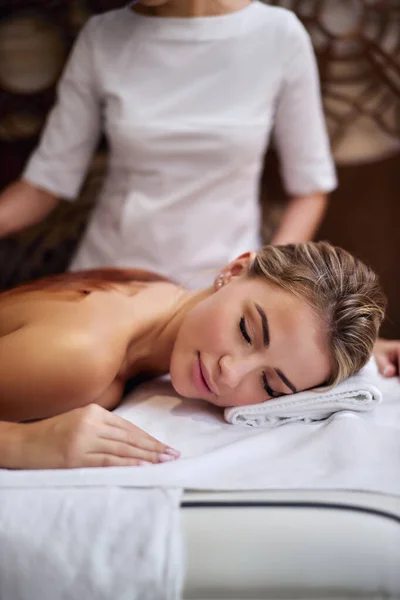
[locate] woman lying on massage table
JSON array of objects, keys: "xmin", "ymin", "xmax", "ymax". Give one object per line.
[{"xmin": 0, "ymin": 242, "xmax": 385, "ymax": 470}]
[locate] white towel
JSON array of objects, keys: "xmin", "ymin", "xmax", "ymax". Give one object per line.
[
  {"xmin": 0, "ymin": 487, "xmax": 183, "ymax": 600},
  {"xmin": 224, "ymin": 362, "xmax": 382, "ymax": 428}
]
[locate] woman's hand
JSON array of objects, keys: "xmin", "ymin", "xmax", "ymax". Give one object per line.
[
  {"xmin": 374, "ymin": 338, "xmax": 400, "ymax": 378},
  {"xmin": 17, "ymin": 404, "xmax": 180, "ymax": 469}
]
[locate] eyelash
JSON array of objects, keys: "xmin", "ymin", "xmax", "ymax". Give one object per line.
[
  {"xmin": 239, "ymin": 316, "xmax": 251, "ymax": 344},
  {"xmin": 262, "ymin": 372, "xmax": 280, "ymax": 398},
  {"xmin": 240, "ymin": 317, "xmax": 280, "ymax": 398}
]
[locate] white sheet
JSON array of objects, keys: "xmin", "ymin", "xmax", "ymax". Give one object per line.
[
  {"xmin": 0, "ymin": 487, "xmax": 183, "ymax": 600},
  {"xmin": 1, "ymin": 361, "xmax": 399, "ymax": 495}
]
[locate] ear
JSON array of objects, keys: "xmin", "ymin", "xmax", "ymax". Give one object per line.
[{"xmin": 222, "ymin": 251, "xmax": 257, "ymax": 283}]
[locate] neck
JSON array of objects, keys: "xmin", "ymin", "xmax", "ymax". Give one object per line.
[
  {"xmin": 133, "ymin": 0, "xmax": 251, "ymax": 18},
  {"xmin": 125, "ymin": 284, "xmax": 213, "ymax": 377}
]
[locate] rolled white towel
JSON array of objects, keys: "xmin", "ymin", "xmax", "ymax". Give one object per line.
[{"xmin": 224, "ymin": 362, "xmax": 382, "ymax": 428}]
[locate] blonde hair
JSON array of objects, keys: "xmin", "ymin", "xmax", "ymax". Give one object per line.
[{"xmin": 248, "ymin": 241, "xmax": 386, "ymax": 386}]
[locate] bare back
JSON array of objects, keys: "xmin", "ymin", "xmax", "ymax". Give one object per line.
[{"xmin": 0, "ymin": 268, "xmax": 178, "ymax": 422}]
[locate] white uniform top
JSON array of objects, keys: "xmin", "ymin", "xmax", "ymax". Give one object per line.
[{"xmin": 23, "ymin": 1, "xmax": 337, "ymax": 286}]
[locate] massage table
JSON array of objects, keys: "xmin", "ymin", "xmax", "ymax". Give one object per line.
[
  {"xmin": 182, "ymin": 489, "xmax": 400, "ymax": 599},
  {"xmin": 1, "ymin": 362, "xmax": 399, "ymax": 599},
  {"xmin": 1, "ymin": 487, "xmax": 398, "ymax": 599}
]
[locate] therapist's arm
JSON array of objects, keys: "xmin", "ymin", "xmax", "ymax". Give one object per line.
[
  {"xmin": 271, "ymin": 15, "xmax": 336, "ymax": 243},
  {"xmin": 271, "ymin": 190, "xmax": 328, "ymax": 245},
  {"xmin": 0, "ymin": 19, "xmax": 102, "ymax": 241},
  {"xmin": 0, "ymin": 180, "xmax": 59, "ymax": 238},
  {"xmin": 1, "ymin": 17, "xmax": 102, "ymax": 240}
]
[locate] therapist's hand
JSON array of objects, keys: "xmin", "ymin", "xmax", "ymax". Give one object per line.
[
  {"xmin": 0, "ymin": 180, "xmax": 59, "ymax": 239},
  {"xmin": 16, "ymin": 404, "xmax": 180, "ymax": 469},
  {"xmin": 373, "ymin": 338, "xmax": 400, "ymax": 378}
]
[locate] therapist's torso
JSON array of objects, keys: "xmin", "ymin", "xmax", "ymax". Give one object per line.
[{"xmin": 24, "ymin": 2, "xmax": 336, "ymax": 287}]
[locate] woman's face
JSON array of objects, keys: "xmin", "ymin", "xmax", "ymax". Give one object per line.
[{"xmin": 170, "ymin": 264, "xmax": 332, "ymax": 408}]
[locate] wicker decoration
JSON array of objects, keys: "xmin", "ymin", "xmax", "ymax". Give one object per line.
[
  {"xmin": 268, "ymin": 0, "xmax": 400, "ymax": 161},
  {"xmin": 83, "ymin": 0, "xmax": 127, "ymax": 13},
  {"xmin": 0, "ymin": 152, "xmax": 107, "ymax": 290},
  {"xmin": 0, "ymin": 1, "xmax": 98, "ymax": 291},
  {"xmin": 0, "ymin": 12, "xmax": 67, "ymax": 95},
  {"xmin": 0, "ymin": 109, "xmax": 44, "ymax": 141},
  {"xmin": 0, "ymin": 4, "xmax": 72, "ymax": 151}
]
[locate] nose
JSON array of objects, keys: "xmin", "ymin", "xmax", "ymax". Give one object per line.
[{"xmin": 218, "ymin": 354, "xmax": 257, "ymax": 390}]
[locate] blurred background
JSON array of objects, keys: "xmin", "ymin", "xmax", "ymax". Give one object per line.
[{"xmin": 0, "ymin": 0, "xmax": 399, "ymax": 336}]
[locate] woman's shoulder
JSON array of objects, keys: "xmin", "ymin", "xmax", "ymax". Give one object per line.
[{"xmin": 0, "ymin": 272, "xmax": 181, "ymax": 348}]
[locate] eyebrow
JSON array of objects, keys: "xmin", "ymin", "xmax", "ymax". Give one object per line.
[
  {"xmin": 254, "ymin": 303, "xmax": 297, "ymax": 394},
  {"xmin": 275, "ymin": 368, "xmax": 297, "ymax": 394},
  {"xmin": 254, "ymin": 303, "xmax": 270, "ymax": 347}
]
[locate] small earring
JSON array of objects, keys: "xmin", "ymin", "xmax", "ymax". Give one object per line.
[{"xmin": 216, "ymin": 273, "xmax": 224, "ymax": 288}]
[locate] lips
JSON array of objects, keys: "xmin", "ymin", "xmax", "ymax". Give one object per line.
[
  {"xmin": 191, "ymin": 353, "xmax": 209, "ymax": 396},
  {"xmin": 198, "ymin": 354, "xmax": 216, "ymax": 395}
]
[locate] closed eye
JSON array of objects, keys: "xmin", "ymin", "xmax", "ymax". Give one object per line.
[
  {"xmin": 240, "ymin": 316, "xmax": 251, "ymax": 345},
  {"xmin": 262, "ymin": 371, "xmax": 282, "ymax": 399}
]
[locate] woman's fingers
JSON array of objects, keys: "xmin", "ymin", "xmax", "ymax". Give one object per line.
[
  {"xmin": 92, "ymin": 438, "xmax": 178, "ymax": 464},
  {"xmin": 16, "ymin": 404, "xmax": 180, "ymax": 470},
  {"xmin": 85, "ymin": 454, "xmax": 151, "ymax": 468},
  {"xmin": 67, "ymin": 404, "xmax": 180, "ymax": 468},
  {"xmin": 375, "ymin": 353, "xmax": 397, "ymax": 377},
  {"xmin": 374, "ymin": 351, "xmax": 390, "ymax": 376},
  {"xmin": 102, "ymin": 411, "xmax": 180, "ymax": 456},
  {"xmin": 374, "ymin": 340, "xmax": 400, "ymax": 377}
]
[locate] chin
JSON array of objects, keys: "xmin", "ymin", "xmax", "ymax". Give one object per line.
[
  {"xmin": 214, "ymin": 397, "xmax": 256, "ymax": 409},
  {"xmin": 169, "ymin": 369, "xmax": 189, "ymax": 399},
  {"xmin": 201, "ymin": 395, "xmax": 227, "ymax": 408}
]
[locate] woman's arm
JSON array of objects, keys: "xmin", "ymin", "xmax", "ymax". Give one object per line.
[
  {"xmin": 0, "ymin": 421, "xmax": 24, "ymax": 469},
  {"xmin": 8, "ymin": 18, "xmax": 102, "ymax": 233},
  {"xmin": 0, "ymin": 321, "xmax": 181, "ymax": 469},
  {"xmin": 0, "ymin": 324, "xmax": 121, "ymax": 422},
  {"xmin": 0, "ymin": 405, "xmax": 180, "ymax": 469},
  {"xmin": 271, "ymin": 191, "xmax": 328, "ymax": 245}
]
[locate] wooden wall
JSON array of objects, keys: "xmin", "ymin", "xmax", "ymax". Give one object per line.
[{"xmin": 318, "ymin": 154, "xmax": 400, "ymax": 339}]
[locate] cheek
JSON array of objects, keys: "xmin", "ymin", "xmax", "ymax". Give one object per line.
[
  {"xmin": 228, "ymin": 388, "xmax": 266, "ymax": 407},
  {"xmin": 213, "ymin": 377, "xmax": 267, "ymax": 408},
  {"xmin": 205, "ymin": 319, "xmax": 228, "ymax": 351},
  {"xmin": 187, "ymin": 303, "xmax": 229, "ymax": 351},
  {"xmin": 169, "ymin": 329, "xmax": 195, "ymax": 398}
]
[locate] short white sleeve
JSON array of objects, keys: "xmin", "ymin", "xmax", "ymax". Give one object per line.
[
  {"xmin": 273, "ymin": 14, "xmax": 337, "ymax": 197},
  {"xmin": 22, "ymin": 19, "xmax": 102, "ymax": 200}
]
